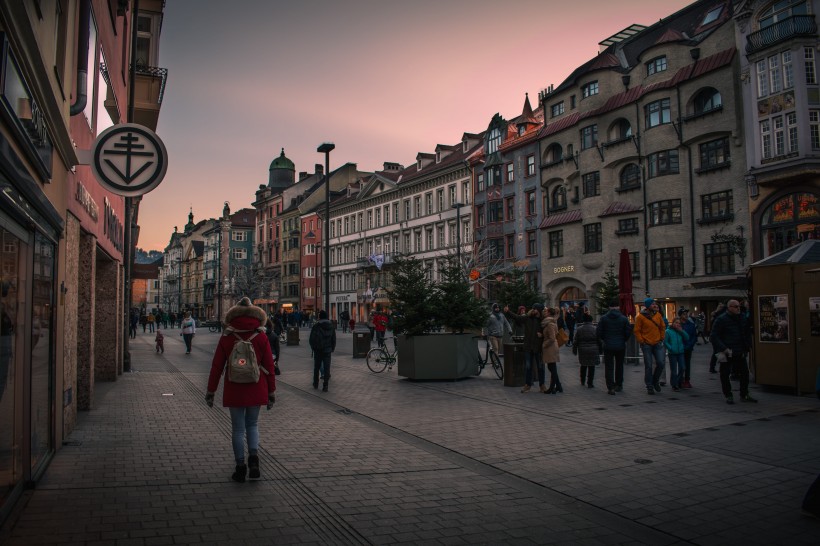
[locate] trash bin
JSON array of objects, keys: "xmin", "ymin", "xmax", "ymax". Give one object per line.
[
  {"xmin": 352, "ymin": 323, "xmax": 371, "ymax": 358},
  {"xmin": 503, "ymin": 342, "xmax": 526, "ymax": 387},
  {"xmin": 286, "ymin": 326, "xmax": 300, "ymax": 346}
]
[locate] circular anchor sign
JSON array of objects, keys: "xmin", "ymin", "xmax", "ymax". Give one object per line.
[{"xmin": 91, "ymin": 123, "xmax": 168, "ymax": 197}]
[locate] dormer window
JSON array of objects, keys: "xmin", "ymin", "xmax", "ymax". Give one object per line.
[
  {"xmin": 646, "ymin": 56, "xmax": 667, "ymax": 76},
  {"xmin": 518, "ymin": 125, "xmax": 525, "ymax": 136},
  {"xmin": 463, "ymin": 140, "xmax": 468, "ymax": 152},
  {"xmin": 581, "ymin": 81, "xmax": 598, "ymax": 99},
  {"xmin": 701, "ymin": 5, "xmax": 723, "ymax": 26},
  {"xmin": 488, "ymin": 128, "xmax": 501, "ymax": 153},
  {"xmin": 436, "ymin": 151, "xmax": 441, "ymax": 163},
  {"xmin": 417, "ymin": 159, "xmax": 422, "ymax": 170}
]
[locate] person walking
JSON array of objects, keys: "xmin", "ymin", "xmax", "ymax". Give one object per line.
[
  {"xmin": 565, "ymin": 306, "xmax": 576, "ymax": 348},
  {"xmin": 486, "ymin": 303, "xmax": 512, "ymax": 358},
  {"xmin": 181, "ymin": 311, "xmax": 196, "ymax": 354},
  {"xmin": 596, "ymin": 299, "xmax": 633, "ymax": 395},
  {"xmin": 573, "ymin": 313, "xmax": 600, "ymax": 388},
  {"xmin": 542, "ymin": 307, "xmax": 563, "ymax": 394},
  {"xmin": 710, "ymin": 299, "xmax": 757, "ymax": 404},
  {"xmin": 708, "ymin": 303, "xmax": 727, "ymax": 373},
  {"xmin": 679, "ymin": 308, "xmax": 697, "ymax": 388},
  {"xmin": 340, "ymin": 309, "xmax": 350, "ymax": 333},
  {"xmin": 664, "ymin": 316, "xmax": 689, "ymax": 391},
  {"xmin": 309, "ymin": 310, "xmax": 336, "ymax": 392},
  {"xmin": 634, "ymin": 298, "xmax": 666, "ymax": 395},
  {"xmin": 205, "ymin": 297, "xmax": 276, "ymax": 482},
  {"xmin": 129, "ymin": 311, "xmax": 138, "ymax": 339},
  {"xmin": 373, "ymin": 307, "xmax": 389, "ymax": 348},
  {"xmin": 264, "ymin": 318, "xmax": 282, "ymax": 376},
  {"xmin": 505, "ymin": 303, "xmax": 546, "ymax": 393},
  {"xmin": 147, "ymin": 312, "xmax": 155, "ymax": 333}
]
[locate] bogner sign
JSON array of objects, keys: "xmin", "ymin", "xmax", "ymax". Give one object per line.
[{"xmin": 90, "ymin": 124, "xmax": 168, "ymax": 197}]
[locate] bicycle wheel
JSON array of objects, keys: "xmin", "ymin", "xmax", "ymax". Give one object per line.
[
  {"xmin": 490, "ymin": 351, "xmax": 503, "ymax": 380},
  {"xmin": 475, "ymin": 357, "xmax": 483, "ymax": 376},
  {"xmin": 366, "ymin": 347, "xmax": 389, "ymax": 373}
]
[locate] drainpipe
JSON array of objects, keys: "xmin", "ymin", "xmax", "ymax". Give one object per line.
[
  {"xmin": 637, "ymin": 102, "xmax": 649, "ymax": 296},
  {"xmin": 69, "ymin": 0, "xmax": 90, "ymax": 116},
  {"xmin": 677, "ymin": 85, "xmax": 696, "ymax": 276}
]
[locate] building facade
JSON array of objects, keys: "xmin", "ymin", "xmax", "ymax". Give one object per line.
[
  {"xmin": 733, "ymin": 0, "xmax": 819, "ymax": 261},
  {"xmin": 537, "ymin": 0, "xmax": 749, "ymax": 320},
  {"xmin": 0, "ymin": 0, "xmax": 167, "ymax": 523}
]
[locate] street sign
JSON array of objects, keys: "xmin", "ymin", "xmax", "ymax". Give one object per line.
[{"xmin": 90, "ymin": 123, "xmax": 168, "ymax": 197}]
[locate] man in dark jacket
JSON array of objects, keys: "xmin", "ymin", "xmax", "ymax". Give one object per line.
[
  {"xmin": 309, "ymin": 310, "xmax": 337, "ymax": 392},
  {"xmin": 596, "ymin": 299, "xmax": 633, "ymax": 395},
  {"xmin": 505, "ymin": 303, "xmax": 546, "ymax": 393},
  {"xmin": 710, "ymin": 299, "xmax": 756, "ymax": 404}
]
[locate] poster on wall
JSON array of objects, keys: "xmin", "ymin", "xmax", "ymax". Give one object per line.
[
  {"xmin": 758, "ymin": 295, "xmax": 790, "ymax": 343},
  {"xmin": 810, "ymin": 297, "xmax": 820, "ymax": 337}
]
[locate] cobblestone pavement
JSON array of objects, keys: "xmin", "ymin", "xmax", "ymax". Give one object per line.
[{"xmin": 2, "ymin": 329, "xmax": 818, "ymax": 545}]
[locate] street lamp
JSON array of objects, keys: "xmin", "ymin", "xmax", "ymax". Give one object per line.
[
  {"xmin": 317, "ymin": 142, "xmax": 334, "ymax": 316},
  {"xmin": 177, "ymin": 258, "xmax": 183, "ymax": 314},
  {"xmin": 452, "ymin": 202, "xmax": 465, "ymax": 270}
]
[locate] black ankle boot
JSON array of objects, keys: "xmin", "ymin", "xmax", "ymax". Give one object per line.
[
  {"xmin": 556, "ymin": 383, "xmax": 563, "ymax": 393},
  {"xmin": 232, "ymin": 464, "xmax": 247, "ymax": 483},
  {"xmin": 248, "ymin": 456, "xmax": 260, "ymax": 479}
]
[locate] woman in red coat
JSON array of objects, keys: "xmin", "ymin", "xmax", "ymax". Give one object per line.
[{"xmin": 205, "ymin": 297, "xmax": 276, "ymax": 482}]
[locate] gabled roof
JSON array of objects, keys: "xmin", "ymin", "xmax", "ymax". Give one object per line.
[{"xmin": 230, "ymin": 208, "xmax": 255, "ymax": 228}]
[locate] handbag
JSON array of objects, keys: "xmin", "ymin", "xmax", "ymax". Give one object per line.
[{"xmin": 556, "ymin": 328, "xmax": 569, "ymax": 348}]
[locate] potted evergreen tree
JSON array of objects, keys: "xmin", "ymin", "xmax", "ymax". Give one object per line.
[{"xmin": 389, "ymin": 255, "xmax": 486, "ymax": 379}]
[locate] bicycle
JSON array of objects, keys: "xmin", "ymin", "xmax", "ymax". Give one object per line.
[
  {"xmin": 366, "ymin": 336, "xmax": 398, "ymax": 373},
  {"xmin": 476, "ymin": 335, "xmax": 504, "ymax": 379}
]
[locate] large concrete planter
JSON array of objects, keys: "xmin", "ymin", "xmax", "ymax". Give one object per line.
[{"xmin": 396, "ymin": 333, "xmax": 478, "ymax": 380}]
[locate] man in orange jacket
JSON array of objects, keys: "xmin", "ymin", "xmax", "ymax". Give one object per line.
[{"xmin": 634, "ymin": 298, "xmax": 666, "ymax": 395}]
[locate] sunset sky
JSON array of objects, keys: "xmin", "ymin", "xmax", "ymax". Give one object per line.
[{"xmin": 139, "ymin": 0, "xmax": 694, "ymax": 251}]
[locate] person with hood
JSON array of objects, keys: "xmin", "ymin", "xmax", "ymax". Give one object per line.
[
  {"xmin": 486, "ymin": 303, "xmax": 512, "ymax": 358},
  {"xmin": 596, "ymin": 299, "xmax": 633, "ymax": 395},
  {"xmin": 573, "ymin": 313, "xmax": 600, "ymax": 388},
  {"xmin": 542, "ymin": 307, "xmax": 563, "ymax": 393},
  {"xmin": 205, "ymin": 297, "xmax": 276, "ymax": 483},
  {"xmin": 634, "ymin": 298, "xmax": 666, "ymax": 395},
  {"xmin": 309, "ymin": 310, "xmax": 337, "ymax": 392},
  {"xmin": 505, "ymin": 303, "xmax": 546, "ymax": 393}
]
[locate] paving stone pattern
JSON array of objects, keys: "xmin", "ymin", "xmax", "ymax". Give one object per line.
[{"xmin": 2, "ymin": 331, "xmax": 818, "ymax": 545}]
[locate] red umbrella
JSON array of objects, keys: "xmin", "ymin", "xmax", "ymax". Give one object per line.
[{"xmin": 618, "ymin": 248, "xmax": 636, "ymax": 318}]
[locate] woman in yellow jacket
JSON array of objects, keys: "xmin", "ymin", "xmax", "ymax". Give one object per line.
[{"xmin": 542, "ymin": 307, "xmax": 563, "ymax": 394}]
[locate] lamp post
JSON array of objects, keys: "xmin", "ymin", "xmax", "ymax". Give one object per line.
[
  {"xmin": 452, "ymin": 202, "xmax": 465, "ymax": 270},
  {"xmin": 177, "ymin": 258, "xmax": 183, "ymax": 314},
  {"xmin": 317, "ymin": 142, "xmax": 335, "ymax": 316}
]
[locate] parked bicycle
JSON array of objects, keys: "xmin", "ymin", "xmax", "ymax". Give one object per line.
[
  {"xmin": 475, "ymin": 335, "xmax": 503, "ymax": 379},
  {"xmin": 366, "ymin": 336, "xmax": 398, "ymax": 373}
]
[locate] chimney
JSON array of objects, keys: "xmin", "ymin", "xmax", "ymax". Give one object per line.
[
  {"xmin": 315, "ymin": 164, "xmax": 324, "ymax": 175},
  {"xmin": 299, "ymin": 171, "xmax": 308, "ymax": 180}
]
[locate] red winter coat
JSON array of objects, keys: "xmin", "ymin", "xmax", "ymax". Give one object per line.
[{"xmin": 207, "ymin": 315, "xmax": 276, "ymax": 407}]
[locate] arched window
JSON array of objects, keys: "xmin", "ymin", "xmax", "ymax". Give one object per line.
[
  {"xmin": 760, "ymin": 191, "xmax": 819, "ymax": 257},
  {"xmin": 551, "ymin": 185, "xmax": 567, "ymax": 210},
  {"xmin": 609, "ymin": 118, "xmax": 632, "ymax": 142},
  {"xmin": 693, "ymin": 87, "xmax": 722, "ymax": 115},
  {"xmin": 619, "ymin": 164, "xmax": 641, "ymax": 189},
  {"xmin": 759, "ymin": 0, "xmax": 807, "ymax": 28},
  {"xmin": 544, "ymin": 143, "xmax": 563, "ymax": 164}
]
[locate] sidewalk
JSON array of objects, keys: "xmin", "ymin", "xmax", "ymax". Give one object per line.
[{"xmin": 2, "ymin": 329, "xmax": 819, "ymax": 545}]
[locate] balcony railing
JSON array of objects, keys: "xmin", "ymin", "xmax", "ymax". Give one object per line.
[{"xmin": 746, "ymin": 15, "xmax": 816, "ymax": 54}]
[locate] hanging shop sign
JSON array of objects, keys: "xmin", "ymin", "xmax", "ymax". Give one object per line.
[{"xmin": 90, "ymin": 123, "xmax": 168, "ymax": 196}]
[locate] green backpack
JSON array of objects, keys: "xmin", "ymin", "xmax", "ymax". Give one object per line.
[{"xmin": 226, "ymin": 330, "xmax": 268, "ymax": 383}]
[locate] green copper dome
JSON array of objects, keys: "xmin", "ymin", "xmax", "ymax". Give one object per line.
[{"xmin": 269, "ymin": 148, "xmax": 295, "ymax": 172}]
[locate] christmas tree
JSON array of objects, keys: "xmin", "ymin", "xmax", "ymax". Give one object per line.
[{"xmin": 594, "ymin": 262, "xmax": 619, "ymax": 317}]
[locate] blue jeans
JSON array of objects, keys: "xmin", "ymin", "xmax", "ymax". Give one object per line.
[
  {"xmin": 229, "ymin": 406, "xmax": 260, "ymax": 464},
  {"xmin": 641, "ymin": 343, "xmax": 665, "ymax": 388},
  {"xmin": 668, "ymin": 352, "xmax": 684, "ymax": 389},
  {"xmin": 525, "ymin": 350, "xmax": 545, "ymax": 386}
]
